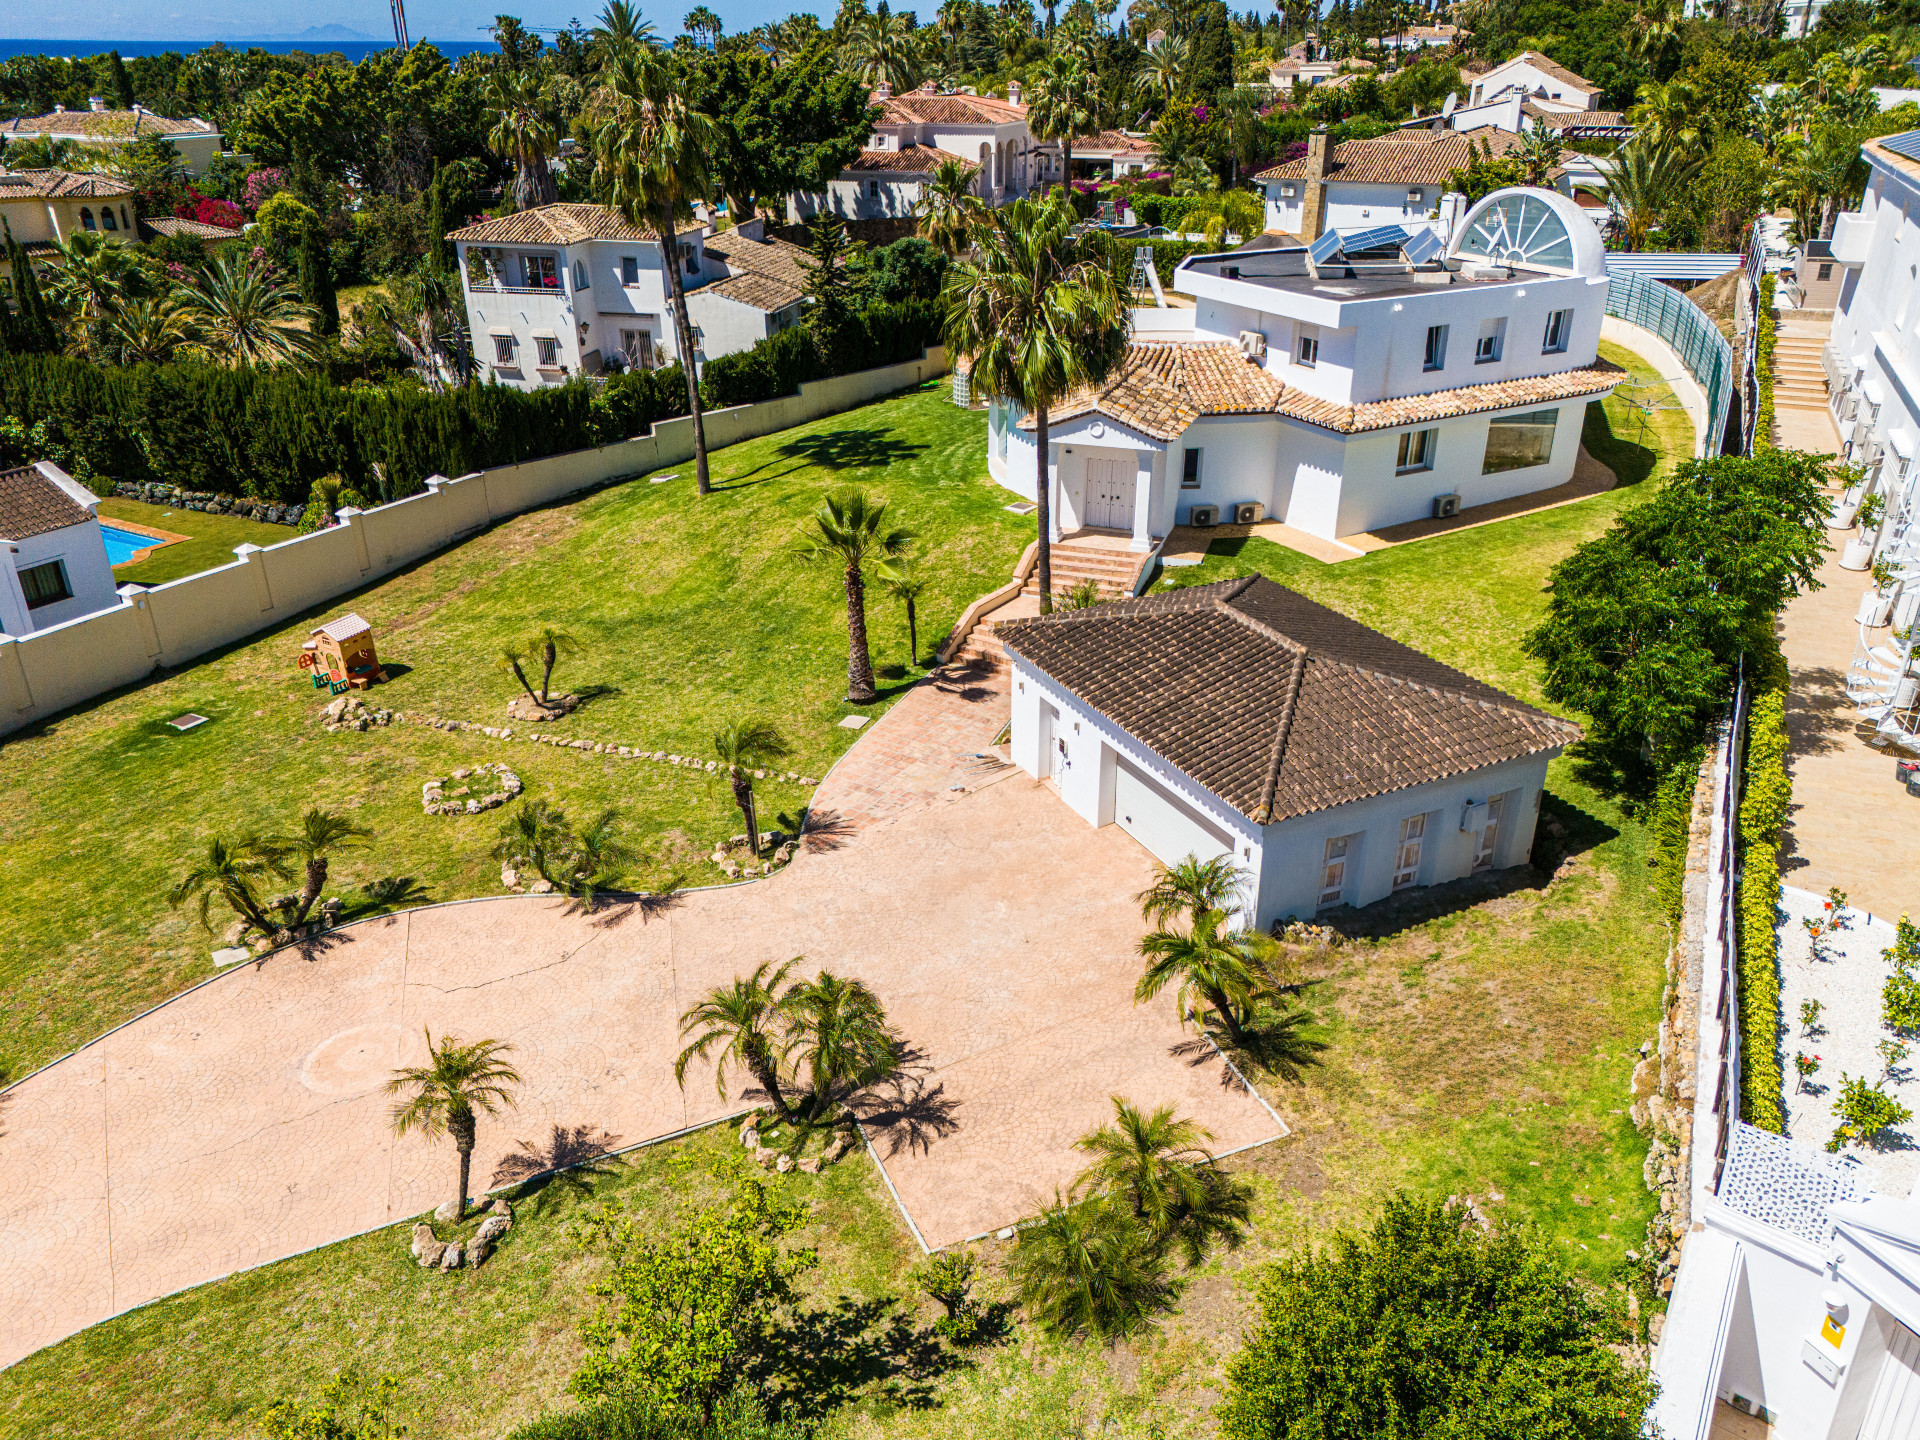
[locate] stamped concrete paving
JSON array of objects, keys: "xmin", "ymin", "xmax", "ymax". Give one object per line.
[{"xmin": 0, "ymin": 720, "xmax": 1281, "ymax": 1366}]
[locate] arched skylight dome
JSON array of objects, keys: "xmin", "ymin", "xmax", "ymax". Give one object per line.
[{"xmin": 1448, "ymin": 187, "xmax": 1605, "ymax": 278}]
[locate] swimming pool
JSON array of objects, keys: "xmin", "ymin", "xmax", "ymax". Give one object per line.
[{"xmin": 101, "ymin": 523, "xmax": 171, "ymax": 566}]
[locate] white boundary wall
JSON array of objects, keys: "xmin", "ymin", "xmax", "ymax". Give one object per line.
[{"xmin": 0, "ymin": 347, "xmax": 948, "ymax": 737}]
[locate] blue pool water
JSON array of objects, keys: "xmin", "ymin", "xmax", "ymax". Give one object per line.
[{"xmin": 101, "ymin": 524, "xmax": 170, "ymax": 566}]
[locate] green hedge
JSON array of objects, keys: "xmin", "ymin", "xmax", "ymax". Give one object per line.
[
  {"xmin": 1651, "ymin": 741, "xmax": 1707, "ymax": 927},
  {"xmin": 1755, "ymin": 273, "xmax": 1777, "ymax": 454},
  {"xmin": 698, "ymin": 298, "xmax": 941, "ymax": 410},
  {"xmin": 1737, "ymin": 652, "xmax": 1792, "ymax": 1133}
]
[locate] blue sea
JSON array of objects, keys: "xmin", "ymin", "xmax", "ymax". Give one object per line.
[{"xmin": 0, "ymin": 38, "xmax": 500, "ymax": 61}]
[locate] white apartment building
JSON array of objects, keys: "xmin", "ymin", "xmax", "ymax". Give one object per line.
[
  {"xmin": 0, "ymin": 462, "xmax": 118, "ymax": 635},
  {"xmin": 982, "ymin": 187, "xmax": 1619, "ymax": 545},
  {"xmin": 448, "ymin": 207, "xmax": 808, "ymax": 389}
]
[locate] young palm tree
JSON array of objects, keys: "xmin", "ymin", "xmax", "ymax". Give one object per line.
[
  {"xmin": 782, "ymin": 969, "xmax": 902, "ymax": 1122},
  {"xmin": 1514, "ymin": 124, "xmax": 1562, "ymax": 188},
  {"xmin": 591, "ymin": 0, "xmax": 660, "ymax": 58},
  {"xmin": 267, "ymin": 808, "xmax": 373, "ymax": 929},
  {"xmin": 1026, "ymin": 53, "xmax": 1098, "ymax": 200},
  {"xmin": 565, "ymin": 807, "xmax": 637, "ymax": 906},
  {"xmin": 108, "ymin": 296, "xmax": 199, "ymax": 365},
  {"xmin": 1595, "ymin": 138, "xmax": 1702, "ymax": 253},
  {"xmin": 792, "ymin": 487, "xmax": 916, "ymax": 703},
  {"xmin": 497, "ymin": 643, "xmax": 543, "ymax": 705},
  {"xmin": 592, "ymin": 44, "xmax": 722, "ymax": 494},
  {"xmin": 1135, "ymin": 905, "xmax": 1265, "ymax": 1045},
  {"xmin": 943, "ymin": 198, "xmax": 1127, "ymax": 612},
  {"xmin": 1011, "ymin": 1190, "xmax": 1176, "ymax": 1340},
  {"xmin": 528, "ymin": 626, "xmax": 578, "ymax": 703},
  {"xmin": 1133, "ymin": 32, "xmax": 1188, "ymax": 107},
  {"xmin": 875, "ymin": 556, "xmax": 929, "ymax": 666},
  {"xmin": 177, "ymin": 253, "xmax": 321, "ymax": 366},
  {"xmin": 914, "ymin": 156, "xmax": 985, "ymax": 256},
  {"xmin": 675, "ymin": 957, "xmax": 800, "ymax": 1118},
  {"xmin": 1074, "ymin": 1096, "xmax": 1252, "ymax": 1266},
  {"xmin": 386, "ymin": 1029, "xmax": 523, "ymax": 1218},
  {"xmin": 1136, "ymin": 852, "xmax": 1248, "ymax": 928},
  {"xmin": 487, "ymin": 69, "xmax": 561, "ymax": 212},
  {"xmin": 169, "ymin": 834, "xmax": 292, "ymax": 936},
  {"xmin": 713, "ymin": 718, "xmax": 792, "ymax": 858},
  {"xmin": 492, "ymin": 800, "xmax": 572, "ymax": 887}
]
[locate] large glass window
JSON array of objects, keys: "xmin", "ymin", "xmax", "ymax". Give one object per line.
[
  {"xmin": 524, "ymin": 254, "xmax": 559, "ymax": 289},
  {"xmin": 1454, "ymin": 192, "xmax": 1576, "ymax": 272},
  {"xmin": 1482, "ymin": 408, "xmax": 1560, "ymax": 473}
]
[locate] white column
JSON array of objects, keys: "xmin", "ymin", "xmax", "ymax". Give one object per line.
[
  {"xmin": 1130, "ymin": 453, "xmax": 1156, "ymax": 552},
  {"xmin": 1047, "ymin": 444, "xmax": 1063, "ymax": 543}
]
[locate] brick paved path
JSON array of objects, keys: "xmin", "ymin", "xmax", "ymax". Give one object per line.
[{"xmin": 0, "ymin": 675, "xmax": 1282, "ymax": 1366}]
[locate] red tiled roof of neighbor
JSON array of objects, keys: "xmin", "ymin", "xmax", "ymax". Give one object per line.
[
  {"xmin": 0, "ymin": 167, "xmax": 135, "ymax": 199},
  {"xmin": 1496, "ymin": 50, "xmax": 1601, "ymax": 93},
  {"xmin": 1524, "ymin": 104, "xmax": 1630, "ymax": 129},
  {"xmin": 705, "ymin": 271, "xmax": 806, "ymax": 312},
  {"xmin": 873, "ymin": 89, "xmax": 1025, "ymax": 126},
  {"xmin": 139, "ymin": 216, "xmax": 236, "ymax": 241},
  {"xmin": 704, "ymin": 228, "xmax": 811, "ymax": 284},
  {"xmin": 446, "ymin": 204, "xmax": 659, "ymax": 245},
  {"xmin": 997, "ymin": 575, "xmax": 1579, "ymax": 823},
  {"xmin": 1254, "ymin": 126, "xmax": 1537, "ymax": 186},
  {"xmin": 1067, "ymin": 129, "xmax": 1155, "ymax": 155},
  {"xmin": 0, "ymin": 466, "xmax": 93, "ymax": 541},
  {"xmin": 2, "ymin": 107, "xmax": 215, "ymax": 138},
  {"xmin": 844, "ymin": 145, "xmax": 976, "ymax": 174}
]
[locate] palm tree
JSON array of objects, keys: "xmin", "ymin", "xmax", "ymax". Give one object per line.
[
  {"xmin": 1011, "ymin": 1191, "xmax": 1176, "ymax": 1340},
  {"xmin": 386, "ymin": 1029, "xmax": 523, "ymax": 1219},
  {"xmin": 675, "ymin": 958, "xmax": 800, "ymax": 1118},
  {"xmin": 1627, "ymin": 77, "xmax": 1702, "ymax": 151},
  {"xmin": 915, "ymin": 155, "xmax": 985, "ymax": 256},
  {"xmin": 1595, "ymin": 138, "xmax": 1702, "ymax": 252},
  {"xmin": 1134, "ymin": 32, "xmax": 1188, "ymax": 106},
  {"xmin": 792, "ymin": 487, "xmax": 916, "ymax": 704},
  {"xmin": 107, "ymin": 295, "xmax": 198, "ymax": 365},
  {"xmin": 713, "ymin": 718, "xmax": 792, "ymax": 858},
  {"xmin": 492, "ymin": 800, "xmax": 572, "ymax": 887},
  {"xmin": 1074, "ymin": 1096, "xmax": 1252, "ymax": 1266},
  {"xmin": 1135, "ymin": 904, "xmax": 1267, "ymax": 1045},
  {"xmin": 875, "ymin": 556, "xmax": 930, "ymax": 666},
  {"xmin": 683, "ymin": 5, "xmax": 724, "ymax": 43},
  {"xmin": 528, "ymin": 626, "xmax": 578, "ymax": 703},
  {"xmin": 41, "ymin": 230, "xmax": 136, "ymax": 357},
  {"xmin": 497, "ymin": 643, "xmax": 543, "ymax": 705},
  {"xmin": 593, "ymin": 44, "xmax": 721, "ymax": 495},
  {"xmin": 564, "ymin": 807, "xmax": 637, "ymax": 906},
  {"xmin": 591, "ymin": 0, "xmax": 660, "ymax": 58},
  {"xmin": 1515, "ymin": 124, "xmax": 1562, "ymax": 188},
  {"xmin": 1136, "ymin": 852, "xmax": 1247, "ymax": 928},
  {"xmin": 943, "ymin": 197, "xmax": 1127, "ymax": 612},
  {"xmin": 841, "ymin": 9, "xmax": 921, "ymax": 91},
  {"xmin": 487, "ymin": 69, "xmax": 561, "ymax": 212},
  {"xmin": 169, "ymin": 834, "xmax": 292, "ymax": 936},
  {"xmin": 177, "ymin": 253, "xmax": 320, "ymax": 366},
  {"xmin": 782, "ymin": 969, "xmax": 902, "ymax": 1122},
  {"xmin": 366, "ymin": 262, "xmax": 471, "ymax": 390},
  {"xmin": 266, "ymin": 808, "xmax": 373, "ymax": 929},
  {"xmin": 1026, "ymin": 53, "xmax": 1098, "ymax": 200}
]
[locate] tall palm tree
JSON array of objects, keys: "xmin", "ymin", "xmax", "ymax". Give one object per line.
[
  {"xmin": 683, "ymin": 5, "xmax": 724, "ymax": 44},
  {"xmin": 1135, "ymin": 904, "xmax": 1267, "ymax": 1045},
  {"xmin": 177, "ymin": 253, "xmax": 320, "ymax": 366},
  {"xmin": 915, "ymin": 155, "xmax": 986, "ymax": 256},
  {"xmin": 1514, "ymin": 124, "xmax": 1562, "ymax": 188},
  {"xmin": 368, "ymin": 262, "xmax": 471, "ymax": 390},
  {"xmin": 591, "ymin": 0, "xmax": 660, "ymax": 58},
  {"xmin": 593, "ymin": 44, "xmax": 721, "ymax": 495},
  {"xmin": 1026, "ymin": 53, "xmax": 1099, "ymax": 200},
  {"xmin": 1627, "ymin": 77, "xmax": 1702, "ymax": 151},
  {"xmin": 1074, "ymin": 1096, "xmax": 1252, "ymax": 1266},
  {"xmin": 267, "ymin": 808, "xmax": 373, "ymax": 930},
  {"xmin": 713, "ymin": 718, "xmax": 792, "ymax": 857},
  {"xmin": 1595, "ymin": 138, "xmax": 1702, "ymax": 252},
  {"xmin": 528, "ymin": 626, "xmax": 578, "ymax": 703},
  {"xmin": 876, "ymin": 556, "xmax": 929, "ymax": 666},
  {"xmin": 675, "ymin": 958, "xmax": 800, "ymax": 1118},
  {"xmin": 841, "ymin": 9, "xmax": 921, "ymax": 91},
  {"xmin": 943, "ymin": 197, "xmax": 1127, "ymax": 612},
  {"xmin": 1011, "ymin": 1190, "xmax": 1175, "ymax": 1339},
  {"xmin": 169, "ymin": 834, "xmax": 292, "ymax": 935},
  {"xmin": 783, "ymin": 969, "xmax": 901, "ymax": 1122},
  {"xmin": 107, "ymin": 295, "xmax": 198, "ymax": 365},
  {"xmin": 41, "ymin": 230, "xmax": 137, "ymax": 357},
  {"xmin": 386, "ymin": 1030, "xmax": 523, "ymax": 1218},
  {"xmin": 1134, "ymin": 32, "xmax": 1188, "ymax": 107},
  {"xmin": 792, "ymin": 487, "xmax": 916, "ymax": 703},
  {"xmin": 487, "ymin": 69, "xmax": 561, "ymax": 212}
]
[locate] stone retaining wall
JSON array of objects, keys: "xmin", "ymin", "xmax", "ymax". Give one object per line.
[{"xmin": 111, "ymin": 482, "xmax": 304, "ymax": 527}]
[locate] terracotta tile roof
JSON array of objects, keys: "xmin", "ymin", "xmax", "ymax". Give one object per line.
[
  {"xmin": 998, "ymin": 575, "xmax": 1579, "ymax": 823},
  {"xmin": 1499, "ymin": 51, "xmax": 1600, "ymax": 94},
  {"xmin": 0, "ymin": 465, "xmax": 94, "ymax": 541},
  {"xmin": 0, "ymin": 167, "xmax": 135, "ymax": 199},
  {"xmin": 138, "ymin": 215, "xmax": 237, "ymax": 241},
  {"xmin": 1, "ymin": 108, "xmax": 216, "ymax": 139},
  {"xmin": 1017, "ymin": 343, "xmax": 1287, "ymax": 440},
  {"xmin": 1254, "ymin": 126, "xmax": 1528, "ymax": 186},
  {"xmin": 446, "ymin": 204, "xmax": 658, "ymax": 245},
  {"xmin": 874, "ymin": 89, "xmax": 1024, "ymax": 126},
  {"xmin": 703, "ymin": 229, "xmax": 812, "ymax": 290},
  {"xmin": 1524, "ymin": 105, "xmax": 1630, "ymax": 129},
  {"xmin": 1279, "ymin": 361, "xmax": 1624, "ymax": 434},
  {"xmin": 704, "ymin": 271, "xmax": 805, "ymax": 311},
  {"xmin": 1068, "ymin": 129, "xmax": 1155, "ymax": 155},
  {"xmin": 844, "ymin": 144, "xmax": 975, "ymax": 174}
]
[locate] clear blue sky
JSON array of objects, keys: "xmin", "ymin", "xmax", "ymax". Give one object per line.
[{"xmin": 6, "ymin": 0, "xmax": 842, "ymax": 44}]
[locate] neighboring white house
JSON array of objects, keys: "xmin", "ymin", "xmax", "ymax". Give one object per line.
[
  {"xmin": 0, "ymin": 462, "xmax": 118, "ymax": 635},
  {"xmin": 982, "ymin": 187, "xmax": 1618, "ymax": 544},
  {"xmin": 1377, "ymin": 22, "xmax": 1460, "ymax": 52},
  {"xmin": 448, "ymin": 206, "xmax": 809, "ymax": 389},
  {"xmin": 788, "ymin": 82, "xmax": 1036, "ymax": 222},
  {"xmin": 998, "ymin": 575, "xmax": 1576, "ymax": 928},
  {"xmin": 0, "ymin": 98, "xmax": 224, "ymax": 175},
  {"xmin": 1465, "ymin": 51, "xmax": 1606, "ymax": 113},
  {"xmin": 1061, "ymin": 129, "xmax": 1158, "ymax": 180}
]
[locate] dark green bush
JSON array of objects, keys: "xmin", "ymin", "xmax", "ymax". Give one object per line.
[
  {"xmin": 699, "ymin": 298, "xmax": 940, "ymax": 409},
  {"xmin": 506, "ymin": 1391, "xmax": 807, "ymax": 1440}
]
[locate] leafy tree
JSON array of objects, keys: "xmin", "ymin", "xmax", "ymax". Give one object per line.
[
  {"xmin": 910, "ymin": 1249, "xmax": 983, "ymax": 1339},
  {"xmin": 676, "ymin": 958, "xmax": 801, "ymax": 1119},
  {"xmin": 1011, "ymin": 1191, "xmax": 1177, "ymax": 1340},
  {"xmin": 713, "ymin": 718, "xmax": 792, "ymax": 857},
  {"xmin": 1445, "ymin": 134, "xmax": 1528, "ymax": 206},
  {"xmin": 1075, "ymin": 1096, "xmax": 1253, "ymax": 1266},
  {"xmin": 781, "ymin": 969, "xmax": 902, "ymax": 1121},
  {"xmin": 942, "ymin": 197, "xmax": 1126, "ymax": 612},
  {"xmin": 799, "ymin": 211, "xmax": 863, "ymax": 372},
  {"xmin": 791, "ymin": 486, "xmax": 915, "ymax": 703},
  {"xmin": 169, "ymin": 834, "xmax": 292, "ymax": 936},
  {"xmin": 1686, "ymin": 135, "xmax": 1769, "ymax": 253},
  {"xmin": 297, "ymin": 222, "xmax": 340, "ymax": 337},
  {"xmin": 862, "ymin": 235, "xmax": 949, "ymax": 302},
  {"xmin": 1220, "ymin": 1195, "xmax": 1654, "ymax": 1439},
  {"xmin": 386, "ymin": 1029, "xmax": 523, "ymax": 1219},
  {"xmin": 570, "ymin": 1165, "xmax": 817, "ymax": 1425}
]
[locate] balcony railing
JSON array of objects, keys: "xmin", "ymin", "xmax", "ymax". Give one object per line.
[{"xmin": 466, "ymin": 282, "xmax": 564, "ymax": 296}]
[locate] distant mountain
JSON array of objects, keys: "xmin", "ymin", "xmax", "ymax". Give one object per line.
[{"xmin": 229, "ymin": 24, "xmax": 378, "ymax": 41}]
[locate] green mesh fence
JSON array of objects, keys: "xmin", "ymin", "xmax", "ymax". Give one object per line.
[{"xmin": 1605, "ymin": 268, "xmax": 1732, "ymax": 454}]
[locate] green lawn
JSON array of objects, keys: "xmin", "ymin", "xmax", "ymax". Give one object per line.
[
  {"xmin": 0, "ymin": 382, "xmax": 1026, "ymax": 1076},
  {"xmin": 1, "ymin": 350, "xmax": 1690, "ymax": 1435},
  {"xmin": 95, "ymin": 497, "xmax": 295, "ymax": 586}
]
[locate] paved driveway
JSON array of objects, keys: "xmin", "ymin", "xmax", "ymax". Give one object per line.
[{"xmin": 0, "ymin": 691, "xmax": 1282, "ymax": 1366}]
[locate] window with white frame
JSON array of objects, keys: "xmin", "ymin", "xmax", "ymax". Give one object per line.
[
  {"xmin": 535, "ymin": 335, "xmax": 559, "ymax": 367},
  {"xmin": 1423, "ymin": 324, "xmax": 1448, "ymax": 371},
  {"xmin": 1396, "ymin": 428, "xmax": 1437, "ymax": 474},
  {"xmin": 525, "ymin": 254, "xmax": 559, "ymax": 289},
  {"xmin": 1318, "ymin": 834, "xmax": 1359, "ymax": 908},
  {"xmin": 1392, "ymin": 814, "xmax": 1425, "ymax": 890},
  {"xmin": 1475, "ymin": 317, "xmax": 1506, "ymax": 363},
  {"xmin": 492, "ymin": 333, "xmax": 515, "ymax": 365},
  {"xmin": 1541, "ymin": 308, "xmax": 1573, "ymax": 353},
  {"xmin": 1296, "ymin": 324, "xmax": 1319, "ymax": 367},
  {"xmin": 1181, "ymin": 449, "xmax": 1202, "ymax": 487},
  {"xmin": 573, "ymin": 260, "xmax": 590, "ymax": 290},
  {"xmin": 621, "ymin": 255, "xmax": 640, "ymax": 285},
  {"xmin": 18, "ymin": 558, "xmax": 72, "ymax": 609}
]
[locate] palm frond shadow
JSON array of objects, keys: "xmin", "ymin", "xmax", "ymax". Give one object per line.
[
  {"xmin": 1170, "ymin": 1004, "xmax": 1331, "ymax": 1090},
  {"xmin": 851, "ymin": 1069, "xmax": 962, "ymax": 1159},
  {"xmin": 799, "ymin": 807, "xmax": 856, "ymax": 853},
  {"xmin": 578, "ymin": 886, "xmax": 687, "ymax": 927},
  {"xmin": 489, "ymin": 1123, "xmax": 625, "ymax": 1210}
]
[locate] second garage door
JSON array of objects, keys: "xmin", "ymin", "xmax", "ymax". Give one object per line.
[{"xmin": 1112, "ymin": 754, "xmax": 1234, "ymax": 868}]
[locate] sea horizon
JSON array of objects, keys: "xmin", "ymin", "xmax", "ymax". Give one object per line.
[{"xmin": 0, "ymin": 37, "xmax": 499, "ymax": 62}]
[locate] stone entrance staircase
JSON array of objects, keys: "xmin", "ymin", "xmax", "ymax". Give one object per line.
[
  {"xmin": 947, "ymin": 530, "xmax": 1154, "ymax": 669},
  {"xmin": 1773, "ymin": 328, "xmax": 1829, "ymax": 416}
]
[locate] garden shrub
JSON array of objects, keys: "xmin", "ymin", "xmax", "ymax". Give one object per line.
[
  {"xmin": 506, "ymin": 1391, "xmax": 805, "ymax": 1440},
  {"xmin": 1829, "ymin": 1073, "xmax": 1912, "ymax": 1152},
  {"xmin": 698, "ymin": 298, "xmax": 940, "ymax": 409},
  {"xmin": 1652, "ymin": 741, "xmax": 1706, "ymax": 927},
  {"xmin": 1738, "ymin": 662, "xmax": 1791, "ymax": 1133},
  {"xmin": 1755, "ymin": 273, "xmax": 1777, "ymax": 453}
]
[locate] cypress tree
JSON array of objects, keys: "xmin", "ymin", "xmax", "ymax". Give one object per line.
[
  {"xmin": 426, "ymin": 165, "xmax": 451, "ymax": 274},
  {"xmin": 297, "ymin": 223, "xmax": 339, "ymax": 336},
  {"xmin": 2, "ymin": 221, "xmax": 57, "ymax": 354},
  {"xmin": 107, "ymin": 51, "xmax": 136, "ymax": 111}
]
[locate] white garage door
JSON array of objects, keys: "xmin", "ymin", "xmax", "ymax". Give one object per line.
[
  {"xmin": 1862, "ymin": 1321, "xmax": 1920, "ymax": 1440},
  {"xmin": 1113, "ymin": 755, "xmax": 1233, "ymax": 868}
]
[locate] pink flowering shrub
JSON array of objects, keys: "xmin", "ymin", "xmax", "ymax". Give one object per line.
[
  {"xmin": 243, "ymin": 167, "xmax": 289, "ymax": 211},
  {"xmin": 176, "ymin": 189, "xmax": 247, "ymax": 230}
]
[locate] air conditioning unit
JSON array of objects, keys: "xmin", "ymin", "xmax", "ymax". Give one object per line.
[
  {"xmin": 1432, "ymin": 493, "xmax": 1462, "ymax": 519},
  {"xmin": 1239, "ymin": 330, "xmax": 1268, "ymax": 360},
  {"xmin": 1459, "ymin": 800, "xmax": 1488, "ymax": 833},
  {"xmin": 1189, "ymin": 504, "xmax": 1219, "ymax": 527},
  {"xmin": 1233, "ymin": 501, "xmax": 1264, "ymax": 524}
]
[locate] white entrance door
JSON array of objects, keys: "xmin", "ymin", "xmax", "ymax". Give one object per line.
[
  {"xmin": 1318, "ymin": 833, "xmax": 1361, "ymax": 908},
  {"xmin": 1472, "ymin": 794, "xmax": 1508, "ymax": 872},
  {"xmin": 1084, "ymin": 457, "xmax": 1137, "ymax": 531},
  {"xmin": 1041, "ymin": 703, "xmax": 1062, "ymax": 780},
  {"xmin": 1861, "ymin": 1321, "xmax": 1920, "ymax": 1440},
  {"xmin": 1112, "ymin": 756, "xmax": 1232, "ymax": 867}
]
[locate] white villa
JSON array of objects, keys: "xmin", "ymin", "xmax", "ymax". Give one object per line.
[
  {"xmin": 448, "ymin": 208, "xmax": 808, "ymax": 388},
  {"xmin": 999, "ymin": 574, "xmax": 1575, "ymax": 926},
  {"xmin": 1450, "ymin": 52, "xmax": 1631, "ymax": 138},
  {"xmin": 982, "ymin": 187, "xmax": 1619, "ymax": 545},
  {"xmin": 1, "ymin": 98, "xmax": 225, "ymax": 175},
  {"xmin": 1252, "ymin": 127, "xmax": 1536, "ymax": 242},
  {"xmin": 788, "ymin": 82, "xmax": 1039, "ymax": 223},
  {"xmin": 0, "ymin": 462, "xmax": 118, "ymax": 635}
]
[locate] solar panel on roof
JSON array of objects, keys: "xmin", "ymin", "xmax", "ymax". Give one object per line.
[
  {"xmin": 1337, "ymin": 224, "xmax": 1411, "ymax": 255},
  {"xmin": 1308, "ymin": 229, "xmax": 1345, "ymax": 265},
  {"xmin": 1882, "ymin": 130, "xmax": 1920, "ymax": 163},
  {"xmin": 1401, "ymin": 229, "xmax": 1444, "ymax": 265}
]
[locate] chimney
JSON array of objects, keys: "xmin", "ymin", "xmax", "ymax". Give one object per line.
[
  {"xmin": 88, "ymin": 95, "xmax": 107, "ymax": 111},
  {"xmin": 53, "ymin": 103, "xmax": 65, "ymax": 113},
  {"xmin": 1300, "ymin": 129, "xmax": 1331, "ymax": 242},
  {"xmin": 1008, "ymin": 79, "xmax": 1023, "ymax": 105},
  {"xmin": 874, "ymin": 81, "xmax": 892, "ymax": 99}
]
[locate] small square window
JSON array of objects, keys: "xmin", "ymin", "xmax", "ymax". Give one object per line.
[
  {"xmin": 535, "ymin": 336, "xmax": 559, "ymax": 367},
  {"xmin": 1181, "ymin": 449, "xmax": 1202, "ymax": 488},
  {"xmin": 1396, "ymin": 428, "xmax": 1437, "ymax": 474},
  {"xmin": 18, "ymin": 558, "xmax": 72, "ymax": 609},
  {"xmin": 492, "ymin": 334, "xmax": 514, "ymax": 365},
  {"xmin": 1296, "ymin": 327, "xmax": 1318, "ymax": 367},
  {"xmin": 1423, "ymin": 324, "xmax": 1448, "ymax": 372},
  {"xmin": 1475, "ymin": 318, "xmax": 1505, "ymax": 364},
  {"xmin": 621, "ymin": 255, "xmax": 640, "ymax": 285}
]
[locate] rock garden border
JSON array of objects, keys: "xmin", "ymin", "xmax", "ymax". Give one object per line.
[{"xmin": 423, "ymin": 763, "xmax": 523, "ymax": 816}]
